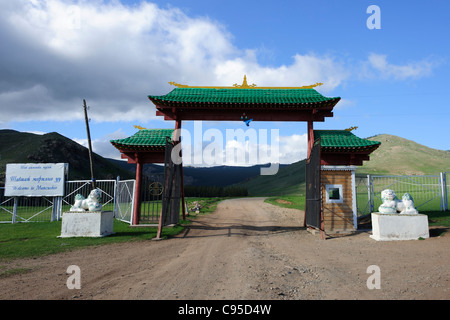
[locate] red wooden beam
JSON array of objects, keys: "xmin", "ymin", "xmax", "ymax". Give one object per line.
[
  {"xmin": 119, "ymin": 151, "xmax": 166, "ymax": 164},
  {"xmin": 307, "ymin": 120, "xmax": 314, "ymax": 159},
  {"xmin": 132, "ymin": 157, "xmax": 143, "ymax": 225},
  {"xmin": 320, "ymin": 152, "xmax": 372, "ymax": 166}
]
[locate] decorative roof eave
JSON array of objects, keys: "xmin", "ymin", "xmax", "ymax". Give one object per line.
[
  {"xmin": 150, "ymin": 99, "xmax": 341, "ymax": 110},
  {"xmin": 111, "ymin": 144, "xmax": 166, "ymax": 152},
  {"xmin": 320, "ymin": 145, "xmax": 381, "ymax": 153}
]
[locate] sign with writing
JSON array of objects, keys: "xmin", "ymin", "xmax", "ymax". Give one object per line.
[{"xmin": 5, "ymin": 163, "xmax": 68, "ymax": 197}]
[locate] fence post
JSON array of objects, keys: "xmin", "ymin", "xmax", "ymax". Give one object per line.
[
  {"xmin": 440, "ymin": 172, "xmax": 447, "ymax": 211},
  {"xmin": 12, "ymin": 197, "xmax": 18, "ymax": 223},
  {"xmin": 51, "ymin": 197, "xmax": 56, "ymax": 222},
  {"xmin": 445, "ymin": 172, "xmax": 448, "ymax": 211},
  {"xmin": 114, "ymin": 176, "xmax": 120, "ymax": 218},
  {"xmin": 367, "ymin": 175, "xmax": 372, "ymax": 213},
  {"xmin": 53, "ymin": 196, "xmax": 62, "ymax": 221}
]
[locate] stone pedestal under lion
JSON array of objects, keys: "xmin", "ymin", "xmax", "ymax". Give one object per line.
[
  {"xmin": 59, "ymin": 188, "xmax": 114, "ymax": 238},
  {"xmin": 371, "ymin": 189, "xmax": 428, "ymax": 241}
]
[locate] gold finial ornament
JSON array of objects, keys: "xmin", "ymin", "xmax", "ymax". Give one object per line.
[
  {"xmin": 168, "ymin": 75, "xmax": 323, "ymax": 90},
  {"xmin": 345, "ymin": 126, "xmax": 358, "ymax": 132},
  {"xmin": 134, "ymin": 125, "xmax": 147, "ymax": 130},
  {"xmin": 232, "ymin": 75, "xmax": 257, "ymax": 88}
]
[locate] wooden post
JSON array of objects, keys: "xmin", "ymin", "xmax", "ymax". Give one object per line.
[
  {"xmin": 83, "ymin": 99, "xmax": 96, "ymax": 190},
  {"xmin": 132, "ymin": 156, "xmax": 142, "ymax": 225},
  {"xmin": 175, "ymin": 119, "xmax": 186, "ymax": 220}
]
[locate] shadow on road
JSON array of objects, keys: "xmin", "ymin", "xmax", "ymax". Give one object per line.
[{"xmin": 179, "ymin": 220, "xmax": 306, "ymax": 239}]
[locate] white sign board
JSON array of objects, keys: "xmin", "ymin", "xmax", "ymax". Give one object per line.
[{"xmin": 5, "ymin": 163, "xmax": 67, "ymax": 197}]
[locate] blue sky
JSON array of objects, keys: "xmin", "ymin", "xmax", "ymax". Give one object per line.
[{"xmin": 1, "ymin": 0, "xmax": 449, "ymax": 166}]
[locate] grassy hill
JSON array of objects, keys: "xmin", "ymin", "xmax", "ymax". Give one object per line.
[
  {"xmin": 239, "ymin": 134, "xmax": 450, "ymax": 196},
  {"xmin": 0, "ymin": 130, "xmax": 134, "ymax": 185},
  {"xmin": 238, "ymin": 160, "xmax": 306, "ymax": 196},
  {"xmin": 357, "ymin": 134, "xmax": 450, "ymax": 176}
]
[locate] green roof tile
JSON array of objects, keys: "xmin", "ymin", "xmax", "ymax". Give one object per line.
[
  {"xmin": 314, "ymin": 130, "xmax": 381, "ymax": 150},
  {"xmin": 110, "ymin": 129, "xmax": 174, "ymax": 150},
  {"xmin": 149, "ymin": 88, "xmax": 340, "ymax": 107}
]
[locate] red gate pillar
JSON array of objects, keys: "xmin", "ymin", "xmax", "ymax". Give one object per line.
[
  {"xmin": 305, "ymin": 120, "xmax": 314, "ymax": 229},
  {"xmin": 132, "ymin": 157, "xmax": 143, "ymax": 225},
  {"xmin": 307, "ymin": 120, "xmax": 314, "ymax": 159}
]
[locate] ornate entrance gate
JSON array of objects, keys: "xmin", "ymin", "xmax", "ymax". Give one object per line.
[
  {"xmin": 140, "ymin": 174, "xmax": 164, "ymax": 224},
  {"xmin": 305, "ymin": 138, "xmax": 324, "ymax": 237}
]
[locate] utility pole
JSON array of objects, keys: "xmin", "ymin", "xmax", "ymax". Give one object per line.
[{"xmin": 83, "ymin": 99, "xmax": 96, "ymax": 190}]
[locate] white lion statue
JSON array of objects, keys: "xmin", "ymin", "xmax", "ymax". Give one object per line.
[
  {"xmin": 70, "ymin": 188, "xmax": 103, "ymax": 212},
  {"xmin": 399, "ymin": 193, "xmax": 419, "ymax": 214},
  {"xmin": 378, "ymin": 189, "xmax": 418, "ymax": 214}
]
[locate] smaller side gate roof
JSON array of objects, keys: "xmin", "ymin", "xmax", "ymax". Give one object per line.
[
  {"xmin": 314, "ymin": 130, "xmax": 381, "ymax": 166},
  {"xmin": 110, "ymin": 129, "xmax": 174, "ymax": 152},
  {"xmin": 110, "ymin": 129, "xmax": 175, "ymax": 164}
]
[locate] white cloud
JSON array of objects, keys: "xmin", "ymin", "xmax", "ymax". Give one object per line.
[
  {"xmin": 0, "ymin": 0, "xmax": 351, "ymax": 125},
  {"xmin": 363, "ymin": 53, "xmax": 437, "ymax": 80},
  {"xmin": 214, "ymin": 51, "xmax": 349, "ymax": 93},
  {"xmin": 0, "ymin": 1, "xmax": 440, "ymax": 127},
  {"xmin": 73, "ymin": 128, "xmax": 127, "ymax": 160}
]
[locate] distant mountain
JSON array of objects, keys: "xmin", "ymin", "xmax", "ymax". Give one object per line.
[
  {"xmin": 0, "ymin": 130, "xmax": 134, "ymax": 185},
  {"xmin": 109, "ymin": 158, "xmax": 288, "ymax": 187},
  {"xmin": 0, "ymin": 129, "xmax": 280, "ymax": 188}
]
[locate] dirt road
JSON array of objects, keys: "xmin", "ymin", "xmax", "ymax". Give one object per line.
[{"xmin": 0, "ymin": 198, "xmax": 449, "ymax": 300}]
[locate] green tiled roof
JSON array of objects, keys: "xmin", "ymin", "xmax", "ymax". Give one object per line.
[
  {"xmin": 149, "ymin": 88, "xmax": 340, "ymax": 107},
  {"xmin": 314, "ymin": 130, "xmax": 381, "ymax": 151},
  {"xmin": 110, "ymin": 129, "xmax": 174, "ymax": 151}
]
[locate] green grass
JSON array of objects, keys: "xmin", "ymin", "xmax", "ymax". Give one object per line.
[
  {"xmin": 0, "ymin": 220, "xmax": 187, "ymax": 262},
  {"xmin": 423, "ymin": 210, "xmax": 450, "ymax": 227},
  {"xmin": 0, "ymin": 197, "xmax": 227, "ymax": 264},
  {"xmin": 264, "ymin": 194, "xmax": 305, "ymax": 211}
]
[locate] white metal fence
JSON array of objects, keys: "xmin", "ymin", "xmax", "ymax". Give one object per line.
[
  {"xmin": 0, "ymin": 178, "xmax": 136, "ymax": 224},
  {"xmin": 357, "ymin": 172, "xmax": 449, "ymax": 215},
  {"xmin": 114, "ymin": 179, "xmax": 136, "ymax": 224}
]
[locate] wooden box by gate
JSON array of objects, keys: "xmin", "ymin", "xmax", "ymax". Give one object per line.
[{"xmin": 320, "ymin": 167, "xmax": 357, "ymax": 233}]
